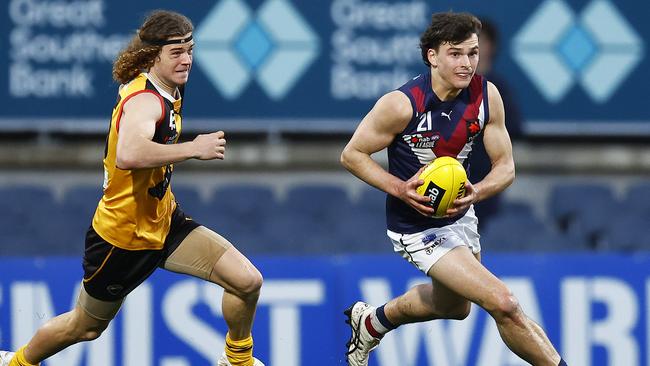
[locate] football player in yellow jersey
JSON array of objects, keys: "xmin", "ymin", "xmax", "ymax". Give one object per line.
[{"xmin": 0, "ymin": 10, "xmax": 264, "ymax": 366}]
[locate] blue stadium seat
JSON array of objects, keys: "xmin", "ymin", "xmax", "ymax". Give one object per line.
[
  {"xmin": 212, "ymin": 184, "xmax": 276, "ymax": 218},
  {"xmin": 61, "ymin": 184, "xmax": 102, "ymax": 221},
  {"xmin": 356, "ymin": 187, "xmax": 386, "ymax": 214},
  {"xmin": 205, "ymin": 184, "xmax": 277, "ymax": 253},
  {"xmin": 282, "ymin": 184, "xmax": 352, "ymax": 219},
  {"xmin": 525, "ymin": 231, "xmax": 588, "ymax": 251},
  {"xmin": 0, "ymin": 186, "xmax": 64, "ymax": 255},
  {"xmin": 481, "ymin": 213, "xmax": 547, "ymax": 251},
  {"xmin": 171, "ymin": 184, "xmax": 210, "ymax": 223},
  {"xmin": 500, "ymin": 200, "xmax": 534, "ymax": 218},
  {"xmin": 337, "ymin": 211, "xmax": 390, "ymax": 253},
  {"xmin": 547, "ymin": 183, "xmax": 616, "ymax": 245},
  {"xmin": 548, "ymin": 183, "xmax": 615, "ymax": 223},
  {"xmin": 623, "ymin": 182, "xmax": 650, "ymax": 217},
  {"xmin": 600, "ymin": 213, "xmax": 650, "ymax": 251}
]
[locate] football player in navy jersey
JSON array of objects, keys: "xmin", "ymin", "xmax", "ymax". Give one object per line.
[{"xmin": 341, "ymin": 12, "xmax": 566, "ymax": 366}]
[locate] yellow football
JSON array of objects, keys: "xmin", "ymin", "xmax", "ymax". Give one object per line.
[{"xmin": 416, "ymin": 156, "xmax": 467, "ymax": 217}]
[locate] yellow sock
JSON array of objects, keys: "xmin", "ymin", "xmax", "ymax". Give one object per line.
[
  {"xmin": 9, "ymin": 346, "xmax": 38, "ymax": 366},
  {"xmin": 225, "ymin": 333, "xmax": 254, "ymax": 366}
]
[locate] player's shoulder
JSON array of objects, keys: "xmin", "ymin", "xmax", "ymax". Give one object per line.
[
  {"xmin": 376, "ymin": 90, "xmax": 412, "ymax": 122},
  {"xmin": 397, "ymin": 72, "xmax": 428, "ymax": 94},
  {"xmin": 485, "ymin": 79, "xmax": 502, "ymax": 102}
]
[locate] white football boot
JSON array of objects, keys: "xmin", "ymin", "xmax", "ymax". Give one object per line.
[
  {"xmin": 344, "ymin": 301, "xmax": 381, "ymax": 366},
  {"xmin": 0, "ymin": 351, "xmax": 15, "ymax": 366},
  {"xmin": 216, "ymin": 352, "xmax": 265, "ymax": 366}
]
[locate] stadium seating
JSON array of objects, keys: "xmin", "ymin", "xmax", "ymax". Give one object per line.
[
  {"xmin": 0, "ymin": 186, "xmax": 64, "ymax": 255},
  {"xmin": 547, "ymin": 183, "xmax": 617, "ymax": 248},
  {"xmin": 623, "ymin": 182, "xmax": 650, "ymax": 217},
  {"xmin": 600, "ymin": 213, "xmax": 650, "ymax": 251},
  {"xmin": 481, "ymin": 213, "xmax": 546, "ymax": 251},
  {"xmin": 0, "ymin": 181, "xmax": 645, "ymax": 255}
]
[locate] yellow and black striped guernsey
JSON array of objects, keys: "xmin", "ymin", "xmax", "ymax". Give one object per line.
[{"xmin": 93, "ymin": 73, "xmax": 183, "ymax": 250}]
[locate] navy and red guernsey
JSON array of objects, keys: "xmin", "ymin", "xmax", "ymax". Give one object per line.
[{"xmin": 387, "ymin": 70, "xmax": 489, "ymax": 233}]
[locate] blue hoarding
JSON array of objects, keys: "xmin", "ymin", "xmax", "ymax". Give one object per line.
[
  {"xmin": 0, "ymin": 0, "xmax": 648, "ymax": 134},
  {"xmin": 1, "ymin": 253, "xmax": 649, "ymax": 365}
]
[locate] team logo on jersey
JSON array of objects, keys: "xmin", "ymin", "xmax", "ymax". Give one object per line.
[
  {"xmin": 403, "ymin": 132, "xmax": 440, "ymax": 149},
  {"xmin": 466, "ymin": 119, "xmax": 481, "ymax": 142}
]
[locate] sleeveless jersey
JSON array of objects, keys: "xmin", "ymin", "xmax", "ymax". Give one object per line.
[
  {"xmin": 387, "ymin": 71, "xmax": 489, "ymax": 233},
  {"xmin": 92, "ymin": 73, "xmax": 183, "ymax": 250}
]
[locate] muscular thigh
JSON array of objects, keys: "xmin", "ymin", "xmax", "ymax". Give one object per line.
[
  {"xmin": 429, "ymin": 246, "xmax": 508, "ymax": 308},
  {"xmin": 163, "ymin": 225, "xmax": 260, "ymax": 296},
  {"xmin": 429, "ymin": 251, "xmax": 481, "ymax": 313},
  {"xmin": 162, "ymin": 226, "xmax": 231, "ymax": 280}
]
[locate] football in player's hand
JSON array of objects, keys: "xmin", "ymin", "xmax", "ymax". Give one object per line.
[{"xmin": 416, "ymin": 156, "xmax": 467, "ymax": 217}]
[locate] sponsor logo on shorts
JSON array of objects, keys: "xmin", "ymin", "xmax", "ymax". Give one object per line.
[
  {"xmin": 106, "ymin": 284, "xmax": 124, "ymax": 295},
  {"xmin": 432, "ymin": 236, "xmax": 448, "ymax": 247},
  {"xmin": 423, "ymin": 234, "xmax": 448, "ymax": 255},
  {"xmin": 422, "ymin": 232, "xmax": 437, "ymax": 244}
]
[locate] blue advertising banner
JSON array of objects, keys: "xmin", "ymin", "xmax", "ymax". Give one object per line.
[
  {"xmin": 1, "ymin": 253, "xmax": 649, "ymax": 366},
  {"xmin": 0, "ymin": 0, "xmax": 647, "ymax": 134}
]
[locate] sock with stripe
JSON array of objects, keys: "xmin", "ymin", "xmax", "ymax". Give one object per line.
[
  {"xmin": 9, "ymin": 346, "xmax": 38, "ymax": 366},
  {"xmin": 364, "ymin": 305, "xmax": 398, "ymax": 339},
  {"xmin": 225, "ymin": 333, "xmax": 254, "ymax": 366}
]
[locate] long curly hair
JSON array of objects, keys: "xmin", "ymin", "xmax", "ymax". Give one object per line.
[{"xmin": 113, "ymin": 10, "xmax": 193, "ymax": 84}]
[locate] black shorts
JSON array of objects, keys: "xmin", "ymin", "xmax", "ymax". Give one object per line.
[{"xmin": 82, "ymin": 206, "xmax": 200, "ymax": 301}]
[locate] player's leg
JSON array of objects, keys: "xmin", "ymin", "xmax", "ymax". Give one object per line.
[
  {"xmin": 383, "ymin": 264, "xmax": 472, "ymax": 324},
  {"xmin": 162, "ymin": 220, "xmax": 263, "ymax": 366},
  {"xmin": 6, "ymin": 224, "xmax": 159, "ymax": 366},
  {"xmin": 430, "ymin": 245, "xmax": 562, "ymax": 365},
  {"xmin": 11, "ymin": 287, "xmax": 119, "ymax": 365},
  {"xmin": 345, "ymin": 275, "xmax": 472, "ymax": 366},
  {"xmin": 346, "ymin": 221, "xmax": 476, "ymax": 366}
]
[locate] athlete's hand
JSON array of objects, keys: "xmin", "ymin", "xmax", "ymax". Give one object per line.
[
  {"xmin": 445, "ymin": 181, "xmax": 479, "ymax": 217},
  {"xmin": 397, "ymin": 165, "xmax": 435, "ymax": 217},
  {"xmin": 192, "ymin": 131, "xmax": 226, "ymax": 160}
]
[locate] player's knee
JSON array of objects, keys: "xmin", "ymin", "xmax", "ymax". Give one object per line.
[
  {"xmin": 450, "ymin": 302, "xmax": 472, "ymax": 320},
  {"xmin": 236, "ymin": 269, "xmax": 263, "ymax": 298},
  {"xmin": 79, "ymin": 328, "xmax": 104, "ymax": 342},
  {"xmin": 67, "ymin": 318, "xmax": 110, "ymax": 342},
  {"xmin": 485, "ymin": 290, "xmax": 521, "ymax": 321}
]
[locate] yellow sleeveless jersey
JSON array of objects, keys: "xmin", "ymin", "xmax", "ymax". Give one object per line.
[{"xmin": 92, "ymin": 73, "xmax": 183, "ymax": 250}]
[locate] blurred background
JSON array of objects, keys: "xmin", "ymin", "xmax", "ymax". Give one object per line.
[{"xmin": 0, "ymin": 0, "xmax": 648, "ymax": 365}]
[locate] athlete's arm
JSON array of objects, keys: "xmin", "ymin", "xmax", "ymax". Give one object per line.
[
  {"xmin": 116, "ymin": 92, "xmax": 226, "ymax": 169},
  {"xmin": 447, "ymin": 81, "xmax": 515, "ymax": 216},
  {"xmin": 341, "ymin": 91, "xmax": 434, "ymax": 216}
]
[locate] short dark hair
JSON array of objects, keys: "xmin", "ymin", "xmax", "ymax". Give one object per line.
[{"xmin": 419, "ymin": 12, "xmax": 482, "ymax": 67}]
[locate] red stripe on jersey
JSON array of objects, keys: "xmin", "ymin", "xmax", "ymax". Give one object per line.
[
  {"xmin": 467, "ymin": 75, "xmax": 484, "ymax": 115},
  {"xmin": 410, "ymin": 86, "xmax": 425, "ymax": 114},
  {"xmin": 431, "ymin": 75, "xmax": 484, "ymax": 158},
  {"xmin": 115, "ymin": 90, "xmax": 165, "ymax": 133}
]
